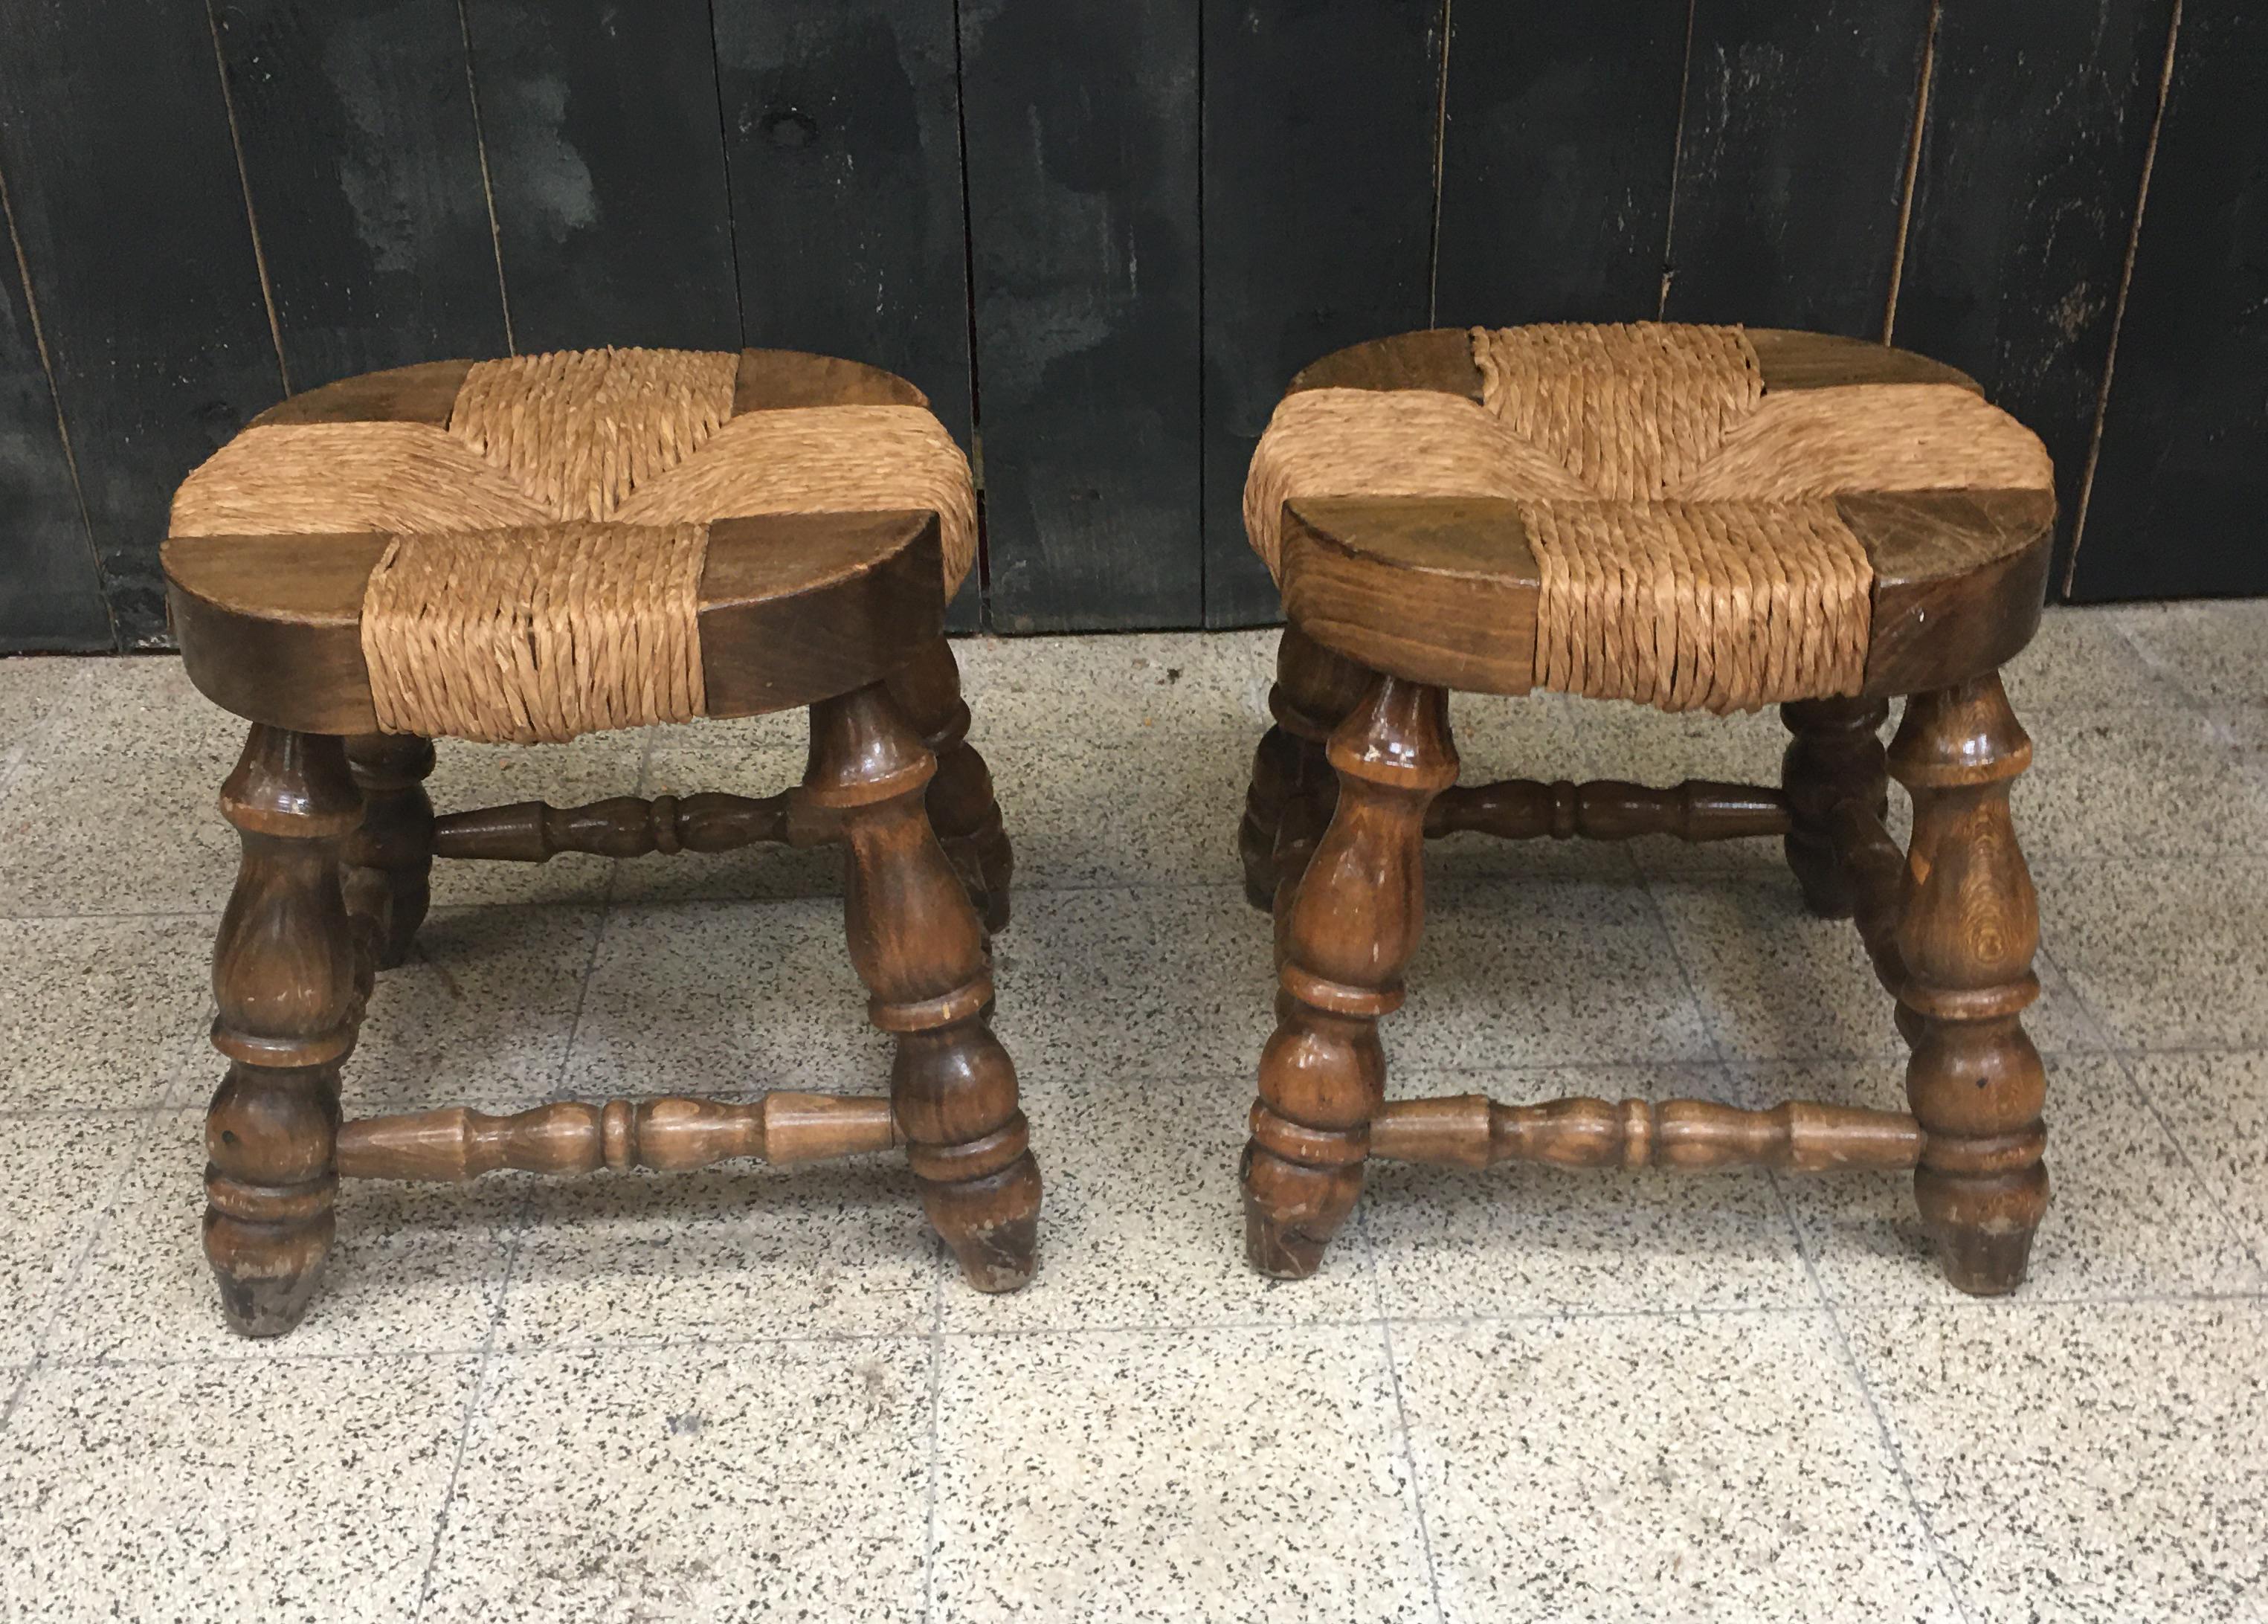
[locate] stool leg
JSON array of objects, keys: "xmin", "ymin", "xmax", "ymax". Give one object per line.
[
  {"xmin": 204, "ymin": 726, "xmax": 365, "ymax": 1336},
  {"xmin": 1243, "ymin": 674, "xmax": 1457, "ymax": 1277},
  {"xmin": 1781, "ymin": 697, "xmax": 1890, "ymax": 918},
  {"xmin": 1240, "ymin": 624, "xmax": 1373, "ymax": 911},
  {"xmin": 345, "ymin": 734, "xmax": 435, "ymax": 970},
  {"xmin": 888, "ymin": 636, "xmax": 1013, "ymax": 932},
  {"xmin": 808, "ymin": 684, "xmax": 1040, "ymax": 1292},
  {"xmin": 1890, "ymin": 674, "xmax": 2049, "ymax": 1295}
]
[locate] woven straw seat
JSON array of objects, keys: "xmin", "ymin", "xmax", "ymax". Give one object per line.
[
  {"xmin": 1245, "ymin": 324, "xmax": 2057, "ymax": 709},
  {"xmin": 165, "ymin": 347, "xmax": 976, "ymax": 744}
]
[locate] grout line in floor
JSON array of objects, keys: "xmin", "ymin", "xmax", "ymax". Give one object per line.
[
  {"xmin": 2042, "ymin": 941, "xmax": 2268, "ymax": 1285},
  {"xmin": 407, "ymin": 727, "xmax": 653, "ymax": 1622},
  {"xmin": 1356, "ymin": 1205, "xmax": 1450, "ymax": 1624},
  {"xmin": 1635, "ymin": 835, "xmax": 1979, "ymax": 1620}
]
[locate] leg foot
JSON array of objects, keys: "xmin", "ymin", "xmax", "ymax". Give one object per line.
[
  {"xmin": 1892, "ymin": 674, "xmax": 2049, "ymax": 1295},
  {"xmin": 810, "ymin": 683, "xmax": 1041, "ymax": 1292},
  {"xmin": 1242, "ymin": 672, "xmax": 1454, "ymax": 1278},
  {"xmin": 1782, "ymin": 697, "xmax": 1889, "ymax": 918},
  {"xmin": 204, "ymin": 725, "xmax": 364, "ymax": 1336}
]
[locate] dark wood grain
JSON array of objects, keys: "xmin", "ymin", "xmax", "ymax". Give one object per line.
[
  {"xmin": 0, "ymin": 170, "xmax": 109, "ymax": 651},
  {"xmin": 808, "ymin": 683, "xmax": 1040, "ymax": 1289},
  {"xmin": 1200, "ymin": 0, "xmax": 1446, "ymax": 628},
  {"xmin": 1432, "ymin": 1, "xmax": 1689, "ymax": 326},
  {"xmin": 167, "ymin": 512, "xmax": 942, "ymax": 735},
  {"xmin": 959, "ymin": 0, "xmax": 1201, "ymax": 631},
  {"xmin": 211, "ymin": 0, "xmax": 506, "ymax": 387},
  {"xmin": 1897, "ymin": 0, "xmax": 2179, "ymax": 580},
  {"xmin": 464, "ymin": 0, "xmax": 741, "ymax": 352},
  {"xmin": 1245, "ymin": 674, "xmax": 1456, "ymax": 1277},
  {"xmin": 713, "ymin": 0, "xmax": 976, "ymax": 628},
  {"xmin": 1663, "ymin": 0, "xmax": 1933, "ymax": 332},
  {"xmin": 0, "ymin": 0, "xmax": 283, "ymax": 642},
  {"xmin": 2073, "ymin": 4, "xmax": 2268, "ymax": 600}
]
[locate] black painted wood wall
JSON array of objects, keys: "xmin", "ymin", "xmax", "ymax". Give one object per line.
[{"xmin": 0, "ymin": 0, "xmax": 2250, "ymax": 651}]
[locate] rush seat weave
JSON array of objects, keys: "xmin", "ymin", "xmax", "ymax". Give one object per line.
[
  {"xmin": 170, "ymin": 347, "xmax": 977, "ymax": 744},
  {"xmin": 1244, "ymin": 322, "xmax": 2054, "ymax": 712}
]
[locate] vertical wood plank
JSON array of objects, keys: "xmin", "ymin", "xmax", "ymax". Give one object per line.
[
  {"xmin": 2073, "ymin": 4, "xmax": 2266, "ymax": 600},
  {"xmin": 1, "ymin": 173, "xmax": 111, "ymax": 651},
  {"xmin": 1200, "ymin": 0, "xmax": 1446, "ymax": 629},
  {"xmin": 713, "ymin": 0, "xmax": 977, "ymax": 627},
  {"xmin": 1895, "ymin": 0, "xmax": 2178, "ymax": 579},
  {"xmin": 1662, "ymin": 0, "xmax": 1933, "ymax": 333},
  {"xmin": 1433, "ymin": 2, "xmax": 1690, "ymax": 327},
  {"xmin": 959, "ymin": 0, "xmax": 1201, "ymax": 631},
  {"xmin": 212, "ymin": 0, "xmax": 506, "ymax": 387},
  {"xmin": 0, "ymin": 0, "xmax": 283, "ymax": 643},
  {"xmin": 465, "ymin": 0, "xmax": 741, "ymax": 352}
]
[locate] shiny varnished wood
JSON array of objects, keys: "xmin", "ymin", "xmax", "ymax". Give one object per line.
[
  {"xmin": 429, "ymin": 788, "xmax": 824, "ymax": 863},
  {"xmin": 1781, "ymin": 697, "xmax": 1891, "ymax": 918},
  {"xmin": 1239, "ymin": 623, "xmax": 1370, "ymax": 912},
  {"xmin": 336, "ymin": 1093, "xmax": 903, "ymax": 1182},
  {"xmin": 1369, "ymin": 1094, "xmax": 1924, "ymax": 1173},
  {"xmin": 888, "ymin": 635, "xmax": 1015, "ymax": 932},
  {"xmin": 1243, "ymin": 674, "xmax": 1456, "ymax": 1277},
  {"xmin": 203, "ymin": 726, "xmax": 364, "ymax": 1337},
  {"xmin": 1891, "ymin": 674, "xmax": 2049, "ymax": 1294},
  {"xmin": 1425, "ymin": 778, "xmax": 1790, "ymax": 842},
  {"xmin": 1270, "ymin": 330, "xmax": 2055, "ymax": 701},
  {"xmin": 344, "ymin": 732, "xmax": 434, "ymax": 970},
  {"xmin": 165, "ymin": 347, "xmax": 955, "ymax": 736},
  {"xmin": 808, "ymin": 684, "xmax": 1040, "ymax": 1291}
]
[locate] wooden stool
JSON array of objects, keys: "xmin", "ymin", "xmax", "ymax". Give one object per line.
[
  {"xmin": 164, "ymin": 347, "xmax": 1040, "ymax": 1336},
  {"xmin": 1237, "ymin": 324, "xmax": 2056, "ymax": 1296}
]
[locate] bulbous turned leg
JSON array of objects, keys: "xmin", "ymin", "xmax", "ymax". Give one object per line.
[
  {"xmin": 1891, "ymin": 674, "xmax": 2049, "ymax": 1295},
  {"xmin": 204, "ymin": 725, "xmax": 364, "ymax": 1336},
  {"xmin": 888, "ymin": 636, "xmax": 1014, "ymax": 932},
  {"xmin": 1782, "ymin": 697, "xmax": 1890, "ymax": 918},
  {"xmin": 1243, "ymin": 674, "xmax": 1457, "ymax": 1277},
  {"xmin": 345, "ymin": 733, "xmax": 435, "ymax": 970},
  {"xmin": 809, "ymin": 683, "xmax": 1040, "ymax": 1290},
  {"xmin": 1240, "ymin": 624, "xmax": 1372, "ymax": 911}
]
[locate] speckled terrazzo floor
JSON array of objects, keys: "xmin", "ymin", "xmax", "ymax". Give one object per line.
[{"xmin": 1, "ymin": 602, "xmax": 2265, "ymax": 1623}]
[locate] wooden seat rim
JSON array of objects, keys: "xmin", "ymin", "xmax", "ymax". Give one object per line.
[
  {"xmin": 165, "ymin": 347, "xmax": 947, "ymax": 736},
  {"xmin": 1272, "ymin": 328, "xmax": 2051, "ymax": 700}
]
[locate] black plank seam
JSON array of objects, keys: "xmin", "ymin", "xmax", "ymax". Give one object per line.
[
  {"xmin": 1426, "ymin": 0, "xmax": 1454, "ymax": 326},
  {"xmin": 0, "ymin": 147, "xmax": 114, "ymax": 647},
  {"xmin": 201, "ymin": 0, "xmax": 291, "ymax": 397},
  {"xmin": 1655, "ymin": 0, "xmax": 1699, "ymax": 318},
  {"xmin": 2066, "ymin": 0, "xmax": 2185, "ymax": 597},
  {"xmin": 1881, "ymin": 0, "xmax": 1942, "ymax": 344},
  {"xmin": 949, "ymin": 0, "xmax": 991, "ymax": 622},
  {"xmin": 454, "ymin": 0, "xmax": 518, "ymax": 355},
  {"xmin": 698, "ymin": 0, "xmax": 753, "ymax": 349}
]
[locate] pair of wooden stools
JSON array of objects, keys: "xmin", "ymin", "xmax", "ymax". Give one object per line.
[{"xmin": 164, "ymin": 329, "xmax": 2057, "ymax": 1336}]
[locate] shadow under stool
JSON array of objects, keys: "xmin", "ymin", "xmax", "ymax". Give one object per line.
[
  {"xmin": 1236, "ymin": 323, "xmax": 2058, "ymax": 1297},
  {"xmin": 162, "ymin": 345, "xmax": 1040, "ymax": 1335}
]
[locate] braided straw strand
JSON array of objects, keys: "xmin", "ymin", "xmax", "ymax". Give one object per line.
[
  {"xmin": 361, "ymin": 521, "xmax": 709, "ymax": 745},
  {"xmin": 616, "ymin": 405, "xmax": 981, "ymax": 593},
  {"xmin": 1240, "ymin": 322, "xmax": 2052, "ymax": 713}
]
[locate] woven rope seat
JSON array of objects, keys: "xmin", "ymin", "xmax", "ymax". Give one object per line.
[
  {"xmin": 1246, "ymin": 324, "xmax": 2058, "ymax": 707},
  {"xmin": 165, "ymin": 347, "xmax": 976, "ymax": 743}
]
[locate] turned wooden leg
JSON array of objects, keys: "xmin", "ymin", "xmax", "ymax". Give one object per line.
[
  {"xmin": 1240, "ymin": 623, "xmax": 1372, "ymax": 911},
  {"xmin": 1890, "ymin": 674, "xmax": 2049, "ymax": 1295},
  {"xmin": 344, "ymin": 733, "xmax": 435, "ymax": 970},
  {"xmin": 1782, "ymin": 697, "xmax": 1890, "ymax": 918},
  {"xmin": 204, "ymin": 725, "xmax": 365, "ymax": 1336},
  {"xmin": 808, "ymin": 683, "xmax": 1040, "ymax": 1291},
  {"xmin": 1243, "ymin": 674, "xmax": 1457, "ymax": 1277},
  {"xmin": 888, "ymin": 635, "xmax": 1013, "ymax": 932}
]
